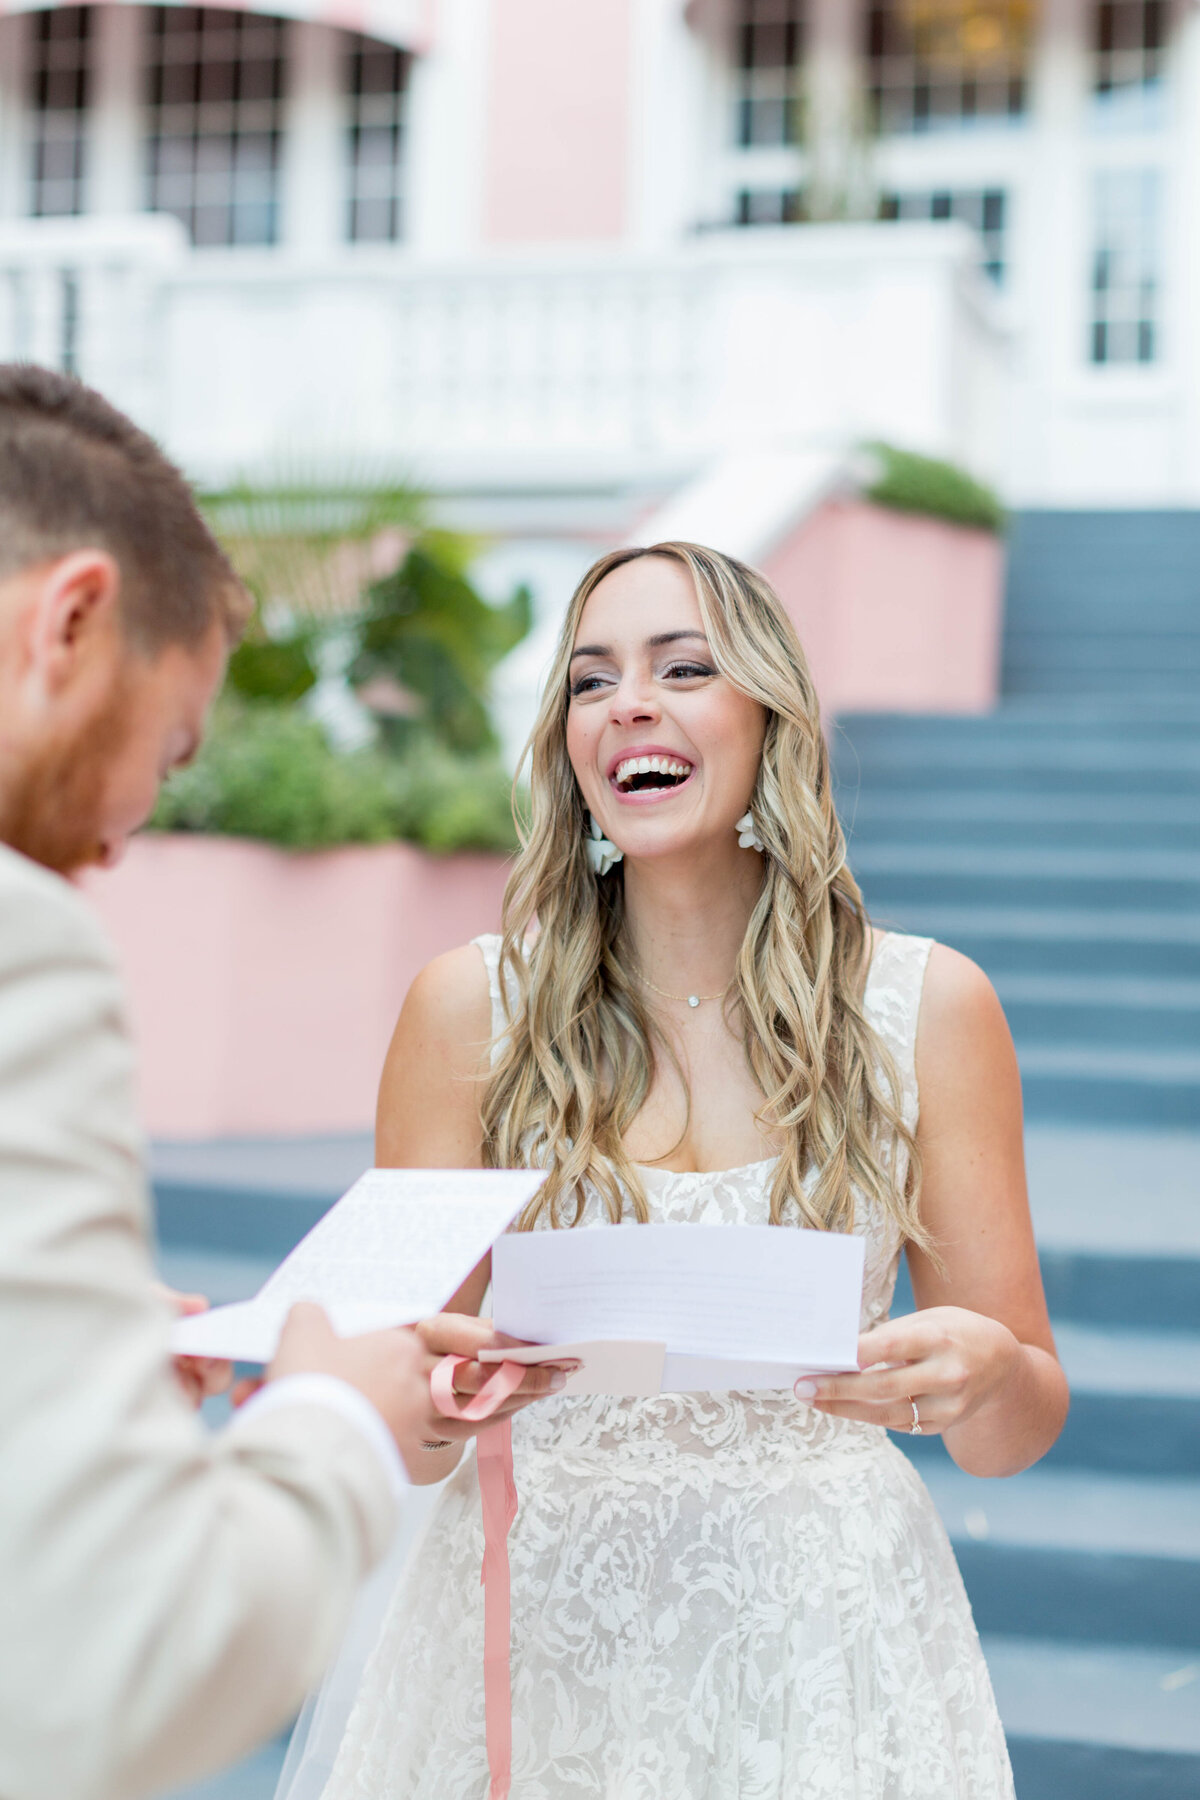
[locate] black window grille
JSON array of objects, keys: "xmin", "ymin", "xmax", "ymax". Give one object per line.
[
  {"xmin": 1094, "ymin": 0, "xmax": 1170, "ymax": 95},
  {"xmin": 1090, "ymin": 168, "xmax": 1161, "ymax": 364},
  {"xmin": 733, "ymin": 0, "xmax": 806, "ymax": 148},
  {"xmin": 346, "ymin": 35, "xmax": 410, "ymax": 243},
  {"xmin": 735, "ymin": 188, "xmax": 804, "ymax": 226},
  {"xmin": 865, "ymin": 2, "xmax": 1028, "ymax": 134},
  {"xmin": 28, "ymin": 5, "xmax": 92, "ymax": 217},
  {"xmin": 144, "ymin": 7, "xmax": 285, "ymax": 247}
]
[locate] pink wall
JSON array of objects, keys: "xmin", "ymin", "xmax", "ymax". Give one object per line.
[
  {"xmin": 764, "ymin": 499, "xmax": 1004, "ymax": 716},
  {"xmin": 83, "ymin": 837, "xmax": 510, "ymax": 1140},
  {"xmin": 484, "ymin": 0, "xmax": 631, "ymax": 244}
]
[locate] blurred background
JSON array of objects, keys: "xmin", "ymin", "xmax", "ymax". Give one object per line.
[{"xmin": 1, "ymin": 2, "xmax": 1198, "ymax": 1796}]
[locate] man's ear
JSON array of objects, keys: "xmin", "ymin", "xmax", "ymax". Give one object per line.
[{"xmin": 29, "ymin": 550, "xmax": 123, "ymax": 694}]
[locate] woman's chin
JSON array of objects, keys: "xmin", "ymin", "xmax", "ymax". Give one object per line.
[{"xmin": 620, "ymin": 827, "xmax": 742, "ymax": 867}]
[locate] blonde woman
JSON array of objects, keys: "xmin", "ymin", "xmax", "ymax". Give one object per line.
[{"xmin": 320, "ymin": 543, "xmax": 1067, "ymax": 1799}]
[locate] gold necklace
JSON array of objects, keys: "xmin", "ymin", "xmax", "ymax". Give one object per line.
[{"xmin": 632, "ymin": 965, "xmax": 728, "ymax": 1010}]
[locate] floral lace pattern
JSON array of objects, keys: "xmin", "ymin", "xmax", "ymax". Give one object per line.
[{"xmin": 322, "ymin": 932, "xmax": 1015, "ymax": 1799}]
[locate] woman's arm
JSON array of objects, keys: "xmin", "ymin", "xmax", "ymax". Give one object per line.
[
  {"xmin": 377, "ymin": 946, "xmax": 564, "ymax": 1483},
  {"xmin": 806, "ymin": 945, "xmax": 1069, "ymax": 1478}
]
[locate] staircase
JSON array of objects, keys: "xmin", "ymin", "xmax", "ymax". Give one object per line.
[
  {"xmin": 835, "ymin": 512, "xmax": 1200, "ymax": 1128},
  {"xmin": 837, "ymin": 510, "xmax": 1200, "ymax": 1799}
]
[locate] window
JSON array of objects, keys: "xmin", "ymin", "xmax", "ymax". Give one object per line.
[
  {"xmin": 865, "ymin": 2, "xmax": 1028, "ymax": 133},
  {"xmin": 733, "ymin": 0, "xmax": 806, "ymax": 148},
  {"xmin": 735, "ymin": 187, "xmax": 803, "ymax": 225},
  {"xmin": 28, "ymin": 5, "xmax": 92, "ymax": 217},
  {"xmin": 145, "ymin": 7, "xmax": 285, "ymax": 247},
  {"xmin": 879, "ymin": 188, "xmax": 1008, "ymax": 282},
  {"xmin": 1090, "ymin": 168, "xmax": 1161, "ymax": 364},
  {"xmin": 346, "ymin": 34, "xmax": 410, "ymax": 242},
  {"xmin": 1093, "ymin": 1, "xmax": 1169, "ymax": 96}
]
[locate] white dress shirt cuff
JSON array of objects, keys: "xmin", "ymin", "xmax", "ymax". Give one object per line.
[{"xmin": 237, "ymin": 1374, "xmax": 409, "ymax": 1501}]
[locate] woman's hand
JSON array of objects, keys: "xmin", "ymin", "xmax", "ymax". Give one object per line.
[
  {"xmin": 397, "ymin": 1312, "xmax": 580, "ymax": 1484},
  {"xmin": 797, "ymin": 1305, "xmax": 1021, "ymax": 1439},
  {"xmin": 413, "ymin": 1313, "xmax": 579, "ymax": 1428}
]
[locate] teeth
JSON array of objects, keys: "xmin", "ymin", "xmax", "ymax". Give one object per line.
[{"xmin": 613, "ymin": 755, "xmax": 693, "ymax": 787}]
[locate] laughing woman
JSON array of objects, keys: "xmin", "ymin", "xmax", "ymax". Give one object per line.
[{"xmin": 319, "ymin": 543, "xmax": 1067, "ymax": 1800}]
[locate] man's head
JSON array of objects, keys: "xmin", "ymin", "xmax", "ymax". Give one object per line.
[{"xmin": 0, "ymin": 365, "xmax": 248, "ymax": 875}]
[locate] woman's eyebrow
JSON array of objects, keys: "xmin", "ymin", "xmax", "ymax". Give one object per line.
[
  {"xmin": 569, "ymin": 629, "xmax": 710, "ymax": 663},
  {"xmin": 646, "ymin": 630, "xmax": 710, "ymax": 649}
]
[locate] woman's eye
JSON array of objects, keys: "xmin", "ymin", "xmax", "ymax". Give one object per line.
[
  {"xmin": 569, "ymin": 672, "xmax": 608, "ymax": 697},
  {"xmin": 663, "ymin": 661, "xmax": 715, "ymax": 681}
]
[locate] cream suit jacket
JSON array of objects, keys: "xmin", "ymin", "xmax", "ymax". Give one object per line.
[{"xmin": 0, "ymin": 844, "xmax": 400, "ymax": 1800}]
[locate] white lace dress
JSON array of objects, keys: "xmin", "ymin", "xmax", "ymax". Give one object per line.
[{"xmin": 320, "ymin": 931, "xmax": 1015, "ymax": 1800}]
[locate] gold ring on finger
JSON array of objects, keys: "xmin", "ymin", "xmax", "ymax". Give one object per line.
[{"xmin": 908, "ymin": 1397, "xmax": 923, "ymax": 1436}]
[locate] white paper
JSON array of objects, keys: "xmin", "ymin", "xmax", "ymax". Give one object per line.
[
  {"xmin": 171, "ymin": 1168, "xmax": 547, "ymax": 1363},
  {"xmin": 491, "ymin": 1223, "xmax": 864, "ymax": 1391}
]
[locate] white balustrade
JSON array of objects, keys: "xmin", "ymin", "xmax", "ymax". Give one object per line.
[{"xmin": 0, "ymin": 215, "xmax": 1008, "ymax": 489}]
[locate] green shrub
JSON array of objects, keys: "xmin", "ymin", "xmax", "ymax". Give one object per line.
[
  {"xmin": 351, "ymin": 544, "xmax": 532, "ymax": 757},
  {"xmin": 168, "ymin": 479, "xmax": 530, "ymax": 856},
  {"xmin": 390, "ymin": 745, "xmax": 520, "ymax": 856},
  {"xmin": 150, "ymin": 704, "xmax": 518, "ymax": 855},
  {"xmin": 861, "ymin": 442, "xmax": 1006, "ymax": 534}
]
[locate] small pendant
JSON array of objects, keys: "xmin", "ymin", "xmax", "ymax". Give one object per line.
[{"xmin": 687, "ymin": 994, "xmax": 700, "ymax": 1008}]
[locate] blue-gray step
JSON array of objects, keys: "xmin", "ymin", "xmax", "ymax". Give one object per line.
[
  {"xmin": 842, "ymin": 791, "xmax": 1200, "ymax": 853},
  {"xmin": 859, "ymin": 905, "xmax": 1200, "ymax": 979},
  {"xmin": 1002, "ymin": 510, "xmax": 1200, "ymax": 699},
  {"xmin": 991, "ymin": 1637, "xmax": 1200, "ymax": 1800},
  {"xmin": 848, "ymin": 844, "xmax": 1200, "ymax": 913},
  {"xmin": 923, "ymin": 1462, "xmax": 1200, "ymax": 1651}
]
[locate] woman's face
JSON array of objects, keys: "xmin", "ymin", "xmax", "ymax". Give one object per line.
[{"xmin": 565, "ymin": 556, "xmax": 767, "ymax": 865}]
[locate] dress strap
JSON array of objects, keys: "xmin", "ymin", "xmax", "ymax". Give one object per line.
[
  {"xmin": 471, "ymin": 933, "xmax": 513, "ymax": 1064},
  {"xmin": 863, "ymin": 932, "xmax": 935, "ymax": 1129}
]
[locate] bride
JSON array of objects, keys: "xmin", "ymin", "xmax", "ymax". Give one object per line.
[{"xmin": 315, "ymin": 541, "xmax": 1067, "ymax": 1798}]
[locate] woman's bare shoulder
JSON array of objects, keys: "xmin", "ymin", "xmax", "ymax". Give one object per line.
[
  {"xmin": 920, "ymin": 940, "xmax": 1006, "ymax": 1037},
  {"xmin": 377, "ymin": 944, "xmax": 494, "ymax": 1165},
  {"xmin": 401, "ymin": 943, "xmax": 493, "ymax": 1046},
  {"xmin": 915, "ymin": 941, "xmax": 1020, "ymax": 1126}
]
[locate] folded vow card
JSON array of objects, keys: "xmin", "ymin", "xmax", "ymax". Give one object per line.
[
  {"xmin": 481, "ymin": 1223, "xmax": 865, "ymax": 1395},
  {"xmin": 170, "ymin": 1168, "xmax": 547, "ymax": 1364}
]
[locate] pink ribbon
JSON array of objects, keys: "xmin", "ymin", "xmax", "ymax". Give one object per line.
[{"xmin": 431, "ymin": 1353, "xmax": 526, "ymax": 1800}]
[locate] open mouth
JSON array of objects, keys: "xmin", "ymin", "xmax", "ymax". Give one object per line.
[{"xmin": 612, "ymin": 755, "xmax": 694, "ymax": 795}]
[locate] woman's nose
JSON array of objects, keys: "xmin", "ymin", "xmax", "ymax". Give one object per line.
[{"xmin": 608, "ymin": 677, "xmax": 659, "ymax": 726}]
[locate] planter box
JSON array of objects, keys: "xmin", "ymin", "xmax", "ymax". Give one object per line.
[
  {"xmin": 83, "ymin": 835, "xmax": 510, "ymax": 1141},
  {"xmin": 763, "ymin": 499, "xmax": 1004, "ymax": 715}
]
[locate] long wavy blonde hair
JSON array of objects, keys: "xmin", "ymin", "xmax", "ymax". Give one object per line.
[{"xmin": 482, "ymin": 541, "xmax": 927, "ymax": 1248}]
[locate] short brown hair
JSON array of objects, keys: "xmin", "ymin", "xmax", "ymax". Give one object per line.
[{"xmin": 0, "ymin": 363, "xmax": 249, "ymax": 652}]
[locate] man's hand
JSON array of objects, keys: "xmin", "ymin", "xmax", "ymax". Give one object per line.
[
  {"xmin": 268, "ymin": 1304, "xmax": 577, "ymax": 1468},
  {"xmin": 154, "ymin": 1285, "xmax": 234, "ymax": 1409}
]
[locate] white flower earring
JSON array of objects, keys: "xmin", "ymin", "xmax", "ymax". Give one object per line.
[
  {"xmin": 585, "ymin": 814, "xmax": 623, "ymax": 876},
  {"xmin": 736, "ymin": 810, "xmax": 765, "ymax": 854}
]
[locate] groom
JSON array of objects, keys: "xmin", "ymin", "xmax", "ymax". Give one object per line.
[{"xmin": 0, "ymin": 366, "xmax": 546, "ymax": 1800}]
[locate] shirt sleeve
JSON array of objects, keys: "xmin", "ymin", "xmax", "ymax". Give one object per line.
[{"xmin": 237, "ymin": 1373, "xmax": 410, "ymax": 1502}]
